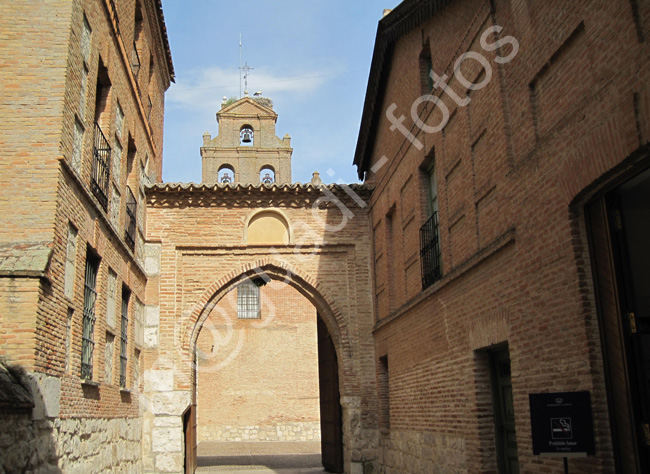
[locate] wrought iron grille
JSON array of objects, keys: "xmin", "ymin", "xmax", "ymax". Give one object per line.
[
  {"xmin": 419, "ymin": 211, "xmax": 442, "ymax": 289},
  {"xmin": 125, "ymin": 186, "xmax": 137, "ymax": 251},
  {"xmin": 237, "ymin": 281, "xmax": 260, "ymax": 319},
  {"xmin": 81, "ymin": 251, "xmax": 99, "ymax": 380},
  {"xmin": 91, "ymin": 123, "xmax": 111, "ymax": 210},
  {"xmin": 146, "ymin": 96, "xmax": 152, "ymax": 122},
  {"xmin": 120, "ymin": 288, "xmax": 130, "ymax": 388},
  {"xmin": 131, "ymin": 42, "xmax": 141, "ymax": 80}
]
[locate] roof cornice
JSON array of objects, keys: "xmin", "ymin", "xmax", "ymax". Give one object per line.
[
  {"xmin": 146, "ymin": 182, "xmax": 373, "ymax": 209},
  {"xmin": 353, "ymin": 0, "xmax": 455, "ymax": 179}
]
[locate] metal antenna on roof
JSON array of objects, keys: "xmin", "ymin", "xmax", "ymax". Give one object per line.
[
  {"xmin": 239, "ymin": 34, "xmax": 242, "ymax": 98},
  {"xmin": 238, "ymin": 35, "xmax": 253, "ymax": 97}
]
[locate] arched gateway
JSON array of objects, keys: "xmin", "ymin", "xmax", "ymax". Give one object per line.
[{"xmin": 140, "ymin": 180, "xmax": 377, "ymax": 474}]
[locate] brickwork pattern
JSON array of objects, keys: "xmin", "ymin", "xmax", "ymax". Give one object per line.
[
  {"xmin": 196, "ymin": 281, "xmax": 320, "ymax": 443},
  {"xmin": 363, "ymin": 0, "xmax": 650, "ymax": 473}
]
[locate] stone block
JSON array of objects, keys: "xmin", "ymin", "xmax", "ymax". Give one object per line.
[
  {"xmin": 29, "ymin": 373, "xmax": 61, "ymax": 420},
  {"xmin": 145, "ymin": 305, "xmax": 160, "ymax": 327},
  {"xmin": 154, "ymin": 451, "xmax": 183, "ymax": 472},
  {"xmin": 144, "ymin": 327, "xmax": 159, "ymax": 348},
  {"xmin": 153, "ymin": 416, "xmax": 182, "ymax": 428},
  {"xmin": 150, "ymin": 391, "xmax": 190, "ymax": 416},
  {"xmin": 144, "ymin": 243, "xmax": 162, "ymax": 276},
  {"xmin": 145, "ymin": 369, "xmax": 174, "ymax": 392}
]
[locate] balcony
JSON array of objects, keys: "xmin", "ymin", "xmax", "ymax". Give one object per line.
[
  {"xmin": 125, "ymin": 186, "xmax": 137, "ymax": 251},
  {"xmin": 91, "ymin": 123, "xmax": 111, "ymax": 211},
  {"xmin": 420, "ymin": 211, "xmax": 442, "ymax": 289},
  {"xmin": 131, "ymin": 42, "xmax": 141, "ymax": 81}
]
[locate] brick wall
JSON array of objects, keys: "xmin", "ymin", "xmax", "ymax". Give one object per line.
[
  {"xmin": 361, "ymin": 0, "xmax": 650, "ymax": 472},
  {"xmin": 196, "ymin": 281, "xmax": 320, "ymax": 442}
]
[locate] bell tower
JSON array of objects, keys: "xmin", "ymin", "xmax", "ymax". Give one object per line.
[{"xmin": 201, "ymin": 96, "xmax": 293, "ymax": 184}]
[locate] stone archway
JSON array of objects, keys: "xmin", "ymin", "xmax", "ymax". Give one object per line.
[{"xmin": 143, "ymin": 184, "xmax": 377, "ymax": 474}]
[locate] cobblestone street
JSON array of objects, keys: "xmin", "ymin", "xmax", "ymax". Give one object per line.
[{"xmin": 195, "ymin": 442, "xmax": 333, "ymax": 474}]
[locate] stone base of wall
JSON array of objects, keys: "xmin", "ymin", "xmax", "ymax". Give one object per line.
[
  {"xmin": 0, "ymin": 414, "xmax": 142, "ymax": 473},
  {"xmin": 376, "ymin": 430, "xmax": 467, "ymax": 474},
  {"xmin": 198, "ymin": 422, "xmax": 321, "ymax": 442},
  {"xmin": 57, "ymin": 416, "xmax": 142, "ymax": 473}
]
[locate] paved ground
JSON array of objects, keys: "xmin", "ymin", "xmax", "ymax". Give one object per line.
[{"xmin": 195, "ymin": 441, "xmax": 333, "ymax": 474}]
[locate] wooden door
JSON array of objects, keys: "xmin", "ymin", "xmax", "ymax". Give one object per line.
[
  {"xmin": 490, "ymin": 347, "xmax": 519, "ymax": 474},
  {"xmin": 317, "ymin": 315, "xmax": 343, "ymax": 473},
  {"xmin": 183, "ymin": 404, "xmax": 197, "ymax": 474}
]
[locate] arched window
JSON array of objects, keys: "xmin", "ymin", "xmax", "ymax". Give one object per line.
[
  {"xmin": 240, "ymin": 125, "xmax": 253, "ymax": 146},
  {"xmin": 260, "ymin": 166, "xmax": 275, "ymax": 184},
  {"xmin": 218, "ymin": 164, "xmax": 235, "ymax": 184}
]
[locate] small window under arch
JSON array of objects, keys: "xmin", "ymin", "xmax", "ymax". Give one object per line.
[
  {"xmin": 260, "ymin": 166, "xmax": 275, "ymax": 184},
  {"xmin": 240, "ymin": 125, "xmax": 253, "ymax": 146},
  {"xmin": 218, "ymin": 165, "xmax": 235, "ymax": 184},
  {"xmin": 237, "ymin": 280, "xmax": 260, "ymax": 319}
]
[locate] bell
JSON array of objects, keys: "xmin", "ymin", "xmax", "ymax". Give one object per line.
[{"xmin": 242, "ymin": 131, "xmax": 252, "ymax": 143}]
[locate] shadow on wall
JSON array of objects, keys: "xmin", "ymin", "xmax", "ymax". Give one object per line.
[{"xmin": 0, "ymin": 358, "xmax": 61, "ymax": 473}]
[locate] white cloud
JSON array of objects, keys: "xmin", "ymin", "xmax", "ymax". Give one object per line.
[{"xmin": 167, "ymin": 65, "xmax": 340, "ymax": 113}]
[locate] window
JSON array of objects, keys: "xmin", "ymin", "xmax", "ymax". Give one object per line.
[
  {"xmin": 91, "ymin": 60, "xmax": 112, "ymax": 210},
  {"xmin": 64, "ymin": 223, "xmax": 78, "ymax": 300},
  {"xmin": 81, "ymin": 248, "xmax": 100, "ymax": 380},
  {"xmin": 419, "ymin": 43, "xmax": 434, "ymax": 94},
  {"xmin": 120, "ymin": 286, "xmax": 131, "ymax": 388},
  {"xmin": 132, "ymin": 3, "xmax": 143, "ymax": 80},
  {"xmin": 260, "ymin": 166, "xmax": 275, "ymax": 184},
  {"xmin": 237, "ymin": 280, "xmax": 260, "ymax": 319},
  {"xmin": 378, "ymin": 356, "xmax": 390, "ymax": 431},
  {"xmin": 125, "ymin": 186, "xmax": 137, "ymax": 251},
  {"xmin": 419, "ymin": 161, "xmax": 441, "ymax": 289}
]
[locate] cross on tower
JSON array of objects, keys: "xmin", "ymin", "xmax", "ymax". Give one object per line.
[{"xmin": 239, "ymin": 61, "xmax": 253, "ymax": 96}]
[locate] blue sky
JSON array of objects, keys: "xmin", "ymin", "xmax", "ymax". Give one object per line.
[{"xmin": 160, "ymin": 1, "xmax": 399, "ymax": 184}]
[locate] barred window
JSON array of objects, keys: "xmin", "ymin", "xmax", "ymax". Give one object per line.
[
  {"xmin": 237, "ymin": 281, "xmax": 260, "ymax": 319},
  {"xmin": 81, "ymin": 248, "xmax": 100, "ymax": 380},
  {"xmin": 120, "ymin": 286, "xmax": 131, "ymax": 388}
]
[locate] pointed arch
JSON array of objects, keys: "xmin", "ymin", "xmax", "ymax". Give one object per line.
[{"xmin": 182, "ymin": 258, "xmax": 351, "ymax": 380}]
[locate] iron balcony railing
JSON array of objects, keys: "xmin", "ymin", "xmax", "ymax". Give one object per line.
[
  {"xmin": 125, "ymin": 186, "xmax": 137, "ymax": 251},
  {"xmin": 131, "ymin": 42, "xmax": 141, "ymax": 80},
  {"xmin": 91, "ymin": 123, "xmax": 111, "ymax": 210},
  {"xmin": 420, "ymin": 211, "xmax": 442, "ymax": 289}
]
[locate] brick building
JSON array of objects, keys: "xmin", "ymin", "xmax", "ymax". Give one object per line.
[
  {"xmin": 354, "ymin": 0, "xmax": 650, "ymax": 473},
  {"xmin": 0, "ymin": 0, "xmax": 173, "ymax": 471}
]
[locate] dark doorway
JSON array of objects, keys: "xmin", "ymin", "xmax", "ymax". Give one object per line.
[
  {"xmin": 489, "ymin": 346, "xmax": 519, "ymax": 474},
  {"xmin": 317, "ymin": 315, "xmax": 344, "ymax": 472},
  {"xmin": 587, "ymin": 167, "xmax": 650, "ymax": 473}
]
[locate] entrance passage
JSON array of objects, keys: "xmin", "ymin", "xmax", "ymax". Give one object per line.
[
  {"xmin": 490, "ymin": 346, "xmax": 519, "ymax": 474},
  {"xmin": 588, "ymin": 167, "xmax": 650, "ymax": 473},
  {"xmin": 192, "ymin": 278, "xmax": 343, "ymax": 473}
]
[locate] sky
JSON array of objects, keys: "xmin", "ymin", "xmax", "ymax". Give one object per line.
[{"xmin": 160, "ymin": 1, "xmax": 400, "ymax": 185}]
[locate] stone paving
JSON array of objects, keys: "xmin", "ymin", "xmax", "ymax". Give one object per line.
[{"xmin": 195, "ymin": 441, "xmax": 333, "ymax": 474}]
